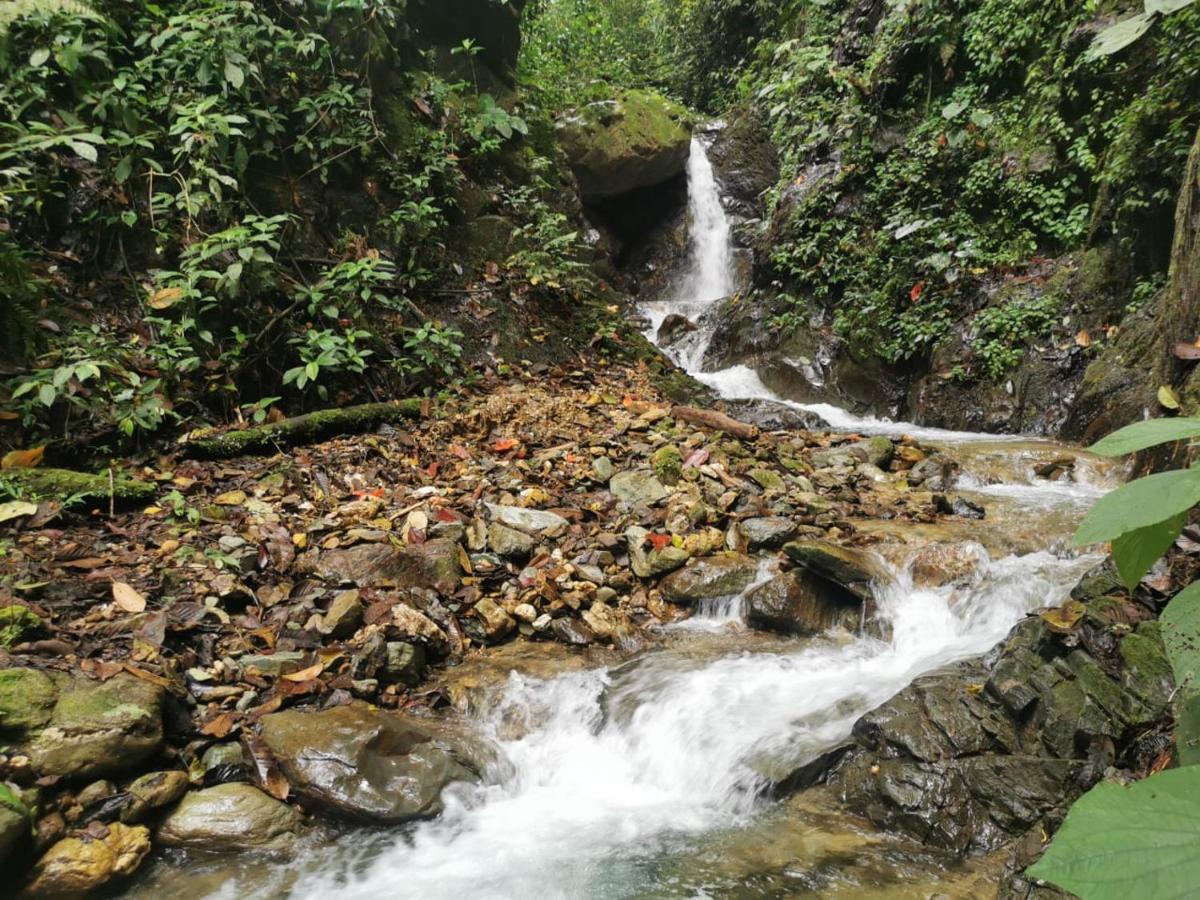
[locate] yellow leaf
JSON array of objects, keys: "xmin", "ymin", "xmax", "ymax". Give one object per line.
[
  {"xmin": 1158, "ymin": 384, "xmax": 1181, "ymax": 410},
  {"xmin": 281, "ymin": 662, "xmax": 324, "ymax": 682},
  {"xmin": 0, "ymin": 500, "xmax": 38, "ymax": 524},
  {"xmin": 1040, "ymin": 599, "xmax": 1085, "ymax": 633},
  {"xmin": 1074, "ymin": 329, "xmax": 1092, "ymax": 348},
  {"xmin": 147, "ymin": 287, "xmax": 184, "ymax": 310},
  {"xmin": 214, "ymin": 490, "xmax": 247, "ymax": 506},
  {"xmin": 292, "ymin": 532, "xmax": 308, "ymax": 549},
  {"xmin": 112, "ymin": 581, "xmax": 147, "ymax": 613},
  {"xmin": 1, "ymin": 447, "xmax": 45, "ymax": 470}
]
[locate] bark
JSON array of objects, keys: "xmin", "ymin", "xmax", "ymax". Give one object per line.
[
  {"xmin": 669, "ymin": 405, "xmax": 760, "ymax": 440},
  {"xmin": 1158, "ymin": 125, "xmax": 1200, "ymax": 383},
  {"xmin": 183, "ymin": 400, "xmax": 424, "ymax": 459}
]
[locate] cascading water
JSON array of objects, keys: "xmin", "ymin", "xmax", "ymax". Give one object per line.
[{"xmin": 140, "ymin": 139, "xmax": 1116, "ymax": 900}]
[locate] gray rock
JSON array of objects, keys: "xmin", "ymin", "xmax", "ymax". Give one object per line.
[
  {"xmin": 260, "ymin": 705, "xmax": 488, "ymax": 824},
  {"xmin": 323, "ymin": 589, "xmax": 364, "ymax": 638},
  {"xmin": 610, "ymin": 470, "xmax": 670, "ymax": 507},
  {"xmin": 625, "ymin": 526, "xmax": 690, "ymax": 578},
  {"xmin": 658, "ymin": 554, "xmax": 761, "ymax": 605},
  {"xmin": 201, "ymin": 742, "xmax": 246, "ymax": 772},
  {"xmin": 27, "ymin": 674, "xmax": 164, "ymax": 781},
  {"xmin": 738, "ymin": 517, "xmax": 797, "ymax": 550},
  {"xmin": 473, "ymin": 598, "xmax": 516, "ymax": 642},
  {"xmin": 487, "ymin": 522, "xmax": 537, "ymax": 559},
  {"xmin": 745, "ymin": 571, "xmax": 861, "ymax": 636},
  {"xmin": 122, "ymin": 770, "xmax": 190, "ymax": 823},
  {"xmin": 781, "ymin": 540, "xmax": 890, "ymax": 602},
  {"xmin": 156, "ymin": 783, "xmax": 301, "ymax": 852},
  {"xmin": 485, "ymin": 503, "xmax": 569, "ymax": 535},
  {"xmin": 385, "ymin": 642, "xmax": 427, "ymax": 685},
  {"xmin": 238, "ymin": 651, "xmax": 306, "ymax": 677},
  {"xmin": 592, "ymin": 456, "xmax": 615, "ymax": 481},
  {"xmin": 551, "ymin": 617, "xmax": 596, "ymax": 645},
  {"xmin": 305, "ymin": 538, "xmax": 462, "ymax": 594}
]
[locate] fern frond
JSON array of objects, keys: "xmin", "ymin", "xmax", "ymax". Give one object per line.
[{"xmin": 0, "ymin": 0, "xmax": 99, "ymax": 35}]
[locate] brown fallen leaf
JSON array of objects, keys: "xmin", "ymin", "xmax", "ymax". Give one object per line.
[
  {"xmin": 1, "ymin": 446, "xmax": 45, "ymax": 469},
  {"xmin": 1040, "ymin": 599, "xmax": 1085, "ymax": 633},
  {"xmin": 1175, "ymin": 341, "xmax": 1200, "ymax": 361},
  {"xmin": 122, "ymin": 663, "xmax": 174, "ymax": 689},
  {"xmin": 242, "ymin": 733, "xmax": 289, "ymax": 801},
  {"xmin": 281, "ymin": 661, "xmax": 323, "ymax": 682},
  {"xmin": 200, "ymin": 711, "xmax": 237, "ymax": 739},
  {"xmin": 113, "ymin": 581, "xmax": 147, "ymax": 613}
]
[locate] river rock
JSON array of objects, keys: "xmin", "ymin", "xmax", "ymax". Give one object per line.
[
  {"xmin": 259, "ymin": 704, "xmax": 487, "ymax": 824},
  {"xmin": 0, "ymin": 667, "xmax": 62, "ymax": 741},
  {"xmin": 487, "ymin": 522, "xmax": 537, "ymax": 559},
  {"xmin": 27, "ymin": 674, "xmax": 164, "ymax": 781},
  {"xmin": 156, "ymin": 783, "xmax": 302, "ymax": 852},
  {"xmin": 745, "ymin": 571, "xmax": 861, "ymax": 636},
  {"xmin": 25, "ymin": 822, "xmax": 150, "ymax": 896},
  {"xmin": 591, "ymin": 456, "xmax": 614, "ymax": 481},
  {"xmin": 1, "ymin": 787, "xmax": 29, "ymax": 868},
  {"xmin": 832, "ymin": 573, "xmax": 1176, "ymax": 855},
  {"xmin": 305, "ymin": 538, "xmax": 461, "ymax": 594},
  {"xmin": 610, "ymin": 470, "xmax": 670, "ymax": 507},
  {"xmin": 385, "ymin": 641, "xmax": 427, "ymax": 684},
  {"xmin": 551, "ymin": 617, "xmax": 596, "ymax": 645},
  {"xmin": 473, "ymin": 597, "xmax": 516, "ymax": 642},
  {"xmin": 658, "ymin": 554, "xmax": 761, "ymax": 605},
  {"xmin": 907, "ymin": 543, "xmax": 982, "ymax": 587},
  {"xmin": 556, "ymin": 89, "xmax": 691, "ymax": 201},
  {"xmin": 122, "ymin": 770, "xmax": 190, "ymax": 823},
  {"xmin": 237, "ymin": 651, "xmax": 306, "ymax": 677},
  {"xmin": 738, "ymin": 517, "xmax": 797, "ymax": 550},
  {"xmin": 322, "ymin": 589, "xmax": 364, "ymax": 638},
  {"xmin": 781, "ymin": 541, "xmax": 889, "ymax": 602},
  {"xmin": 485, "ymin": 503, "xmax": 570, "ymax": 535},
  {"xmin": 626, "ymin": 526, "xmax": 690, "ymax": 578}
]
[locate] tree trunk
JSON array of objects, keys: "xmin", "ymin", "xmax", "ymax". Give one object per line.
[{"xmin": 1158, "ymin": 125, "xmax": 1200, "ymax": 384}]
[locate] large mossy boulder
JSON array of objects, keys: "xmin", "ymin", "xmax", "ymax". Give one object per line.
[
  {"xmin": 557, "ymin": 90, "xmax": 692, "ymax": 202},
  {"xmin": 259, "ymin": 704, "xmax": 490, "ymax": 824},
  {"xmin": 10, "ymin": 672, "xmax": 165, "ymax": 781}
]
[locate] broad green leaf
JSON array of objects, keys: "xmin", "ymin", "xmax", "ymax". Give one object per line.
[
  {"xmin": 224, "ymin": 60, "xmax": 244, "ymax": 89},
  {"xmin": 1146, "ymin": 0, "xmax": 1196, "ymax": 13},
  {"xmin": 37, "ymin": 383, "xmax": 56, "ymax": 408},
  {"xmin": 1088, "ymin": 417, "xmax": 1200, "ymax": 456},
  {"xmin": 0, "ymin": 501, "xmax": 38, "ymax": 524},
  {"xmin": 1087, "ymin": 12, "xmax": 1153, "ymax": 58},
  {"xmin": 1073, "ymin": 468, "xmax": 1200, "ymax": 546},
  {"xmin": 69, "ymin": 140, "xmax": 98, "ymax": 162},
  {"xmin": 1028, "ymin": 768, "xmax": 1200, "ymax": 898},
  {"xmin": 29, "ymin": 47, "xmax": 49, "ymax": 67},
  {"xmin": 1176, "ymin": 689, "xmax": 1200, "ymax": 766},
  {"xmin": 1111, "ymin": 514, "xmax": 1184, "ymax": 590},
  {"xmin": 1161, "ymin": 581, "xmax": 1200, "ymax": 689}
]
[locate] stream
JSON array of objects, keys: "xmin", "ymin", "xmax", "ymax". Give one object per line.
[{"xmin": 134, "ymin": 136, "xmax": 1118, "ymax": 899}]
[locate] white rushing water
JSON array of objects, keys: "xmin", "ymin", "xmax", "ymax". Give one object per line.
[{"xmin": 277, "ymin": 138, "xmax": 1113, "ymax": 900}]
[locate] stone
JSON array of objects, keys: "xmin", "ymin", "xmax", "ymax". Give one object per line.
[
  {"xmin": 512, "ymin": 603, "xmax": 539, "ymax": 623},
  {"xmin": 392, "ymin": 603, "xmax": 449, "ymax": 648},
  {"xmin": 737, "ymin": 517, "xmax": 797, "ymax": 550},
  {"xmin": 581, "ymin": 602, "xmax": 621, "ymax": 640},
  {"xmin": 551, "ymin": 617, "xmax": 596, "ymax": 645},
  {"xmin": 485, "ymin": 503, "xmax": 569, "ymax": 535},
  {"xmin": 306, "ymin": 538, "xmax": 462, "ymax": 594},
  {"xmin": 487, "ymin": 522, "xmax": 537, "ymax": 559},
  {"xmin": 934, "ymin": 494, "xmax": 986, "ymax": 520},
  {"xmin": 556, "ymin": 89, "xmax": 692, "ymax": 201},
  {"xmin": 748, "ymin": 468, "xmax": 785, "ymax": 493},
  {"xmin": 323, "ymin": 589, "xmax": 364, "ymax": 638},
  {"xmin": 385, "ymin": 642, "xmax": 427, "ymax": 685},
  {"xmin": 0, "ymin": 667, "xmax": 61, "ymax": 741},
  {"xmin": 27, "ymin": 674, "xmax": 164, "ymax": 781},
  {"xmin": 238, "ymin": 651, "xmax": 306, "ymax": 678},
  {"xmin": 25, "ymin": 822, "xmax": 151, "ymax": 895},
  {"xmin": 1, "ymin": 785, "xmax": 30, "ymax": 867},
  {"xmin": 658, "ymin": 554, "xmax": 761, "ymax": 605},
  {"xmin": 781, "ymin": 541, "xmax": 890, "ymax": 602},
  {"xmin": 745, "ymin": 571, "xmax": 861, "ymax": 636},
  {"xmin": 610, "ymin": 470, "xmax": 669, "ymax": 507},
  {"xmin": 259, "ymin": 705, "xmax": 487, "ymax": 824},
  {"xmin": 201, "ymin": 742, "xmax": 246, "ymax": 772},
  {"xmin": 591, "ymin": 456, "xmax": 615, "ymax": 481},
  {"xmin": 121, "ymin": 771, "xmax": 189, "ymax": 823},
  {"xmin": 626, "ymin": 526, "xmax": 690, "ymax": 578},
  {"xmin": 76, "ymin": 780, "xmax": 115, "ymax": 809},
  {"xmin": 156, "ymin": 783, "xmax": 301, "ymax": 853},
  {"xmin": 473, "ymin": 598, "xmax": 516, "ymax": 641},
  {"xmin": 907, "ymin": 543, "xmax": 982, "ymax": 588},
  {"xmin": 862, "ymin": 436, "xmax": 895, "ymax": 468}
]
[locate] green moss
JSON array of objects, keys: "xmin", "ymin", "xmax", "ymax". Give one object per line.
[
  {"xmin": 0, "ymin": 605, "xmax": 41, "ymax": 649},
  {"xmin": 3, "ymin": 468, "xmax": 155, "ymax": 504},
  {"xmin": 651, "ymin": 445, "xmax": 683, "ymax": 484},
  {"xmin": 0, "ymin": 667, "xmax": 60, "ymax": 739}
]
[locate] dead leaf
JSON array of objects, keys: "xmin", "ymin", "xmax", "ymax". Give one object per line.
[
  {"xmin": 647, "ymin": 533, "xmax": 672, "ymax": 552},
  {"xmin": 147, "ymin": 287, "xmax": 184, "ymax": 310},
  {"xmin": 242, "ymin": 733, "xmax": 289, "ymax": 800},
  {"xmin": 909, "ymin": 281, "xmax": 925, "ymax": 302},
  {"xmin": 1158, "ymin": 384, "xmax": 1181, "ymax": 410},
  {"xmin": 492, "ymin": 438, "xmax": 520, "ymax": 453},
  {"xmin": 122, "ymin": 663, "xmax": 173, "ymax": 689},
  {"xmin": 281, "ymin": 661, "xmax": 323, "ymax": 682},
  {"xmin": 200, "ymin": 711, "xmax": 237, "ymax": 739},
  {"xmin": 1075, "ymin": 329, "xmax": 1092, "ymax": 348},
  {"xmin": 1040, "ymin": 599, "xmax": 1085, "ymax": 633},
  {"xmin": 0, "ymin": 500, "xmax": 38, "ymax": 524},
  {"xmin": 1174, "ymin": 341, "xmax": 1200, "ymax": 361},
  {"xmin": 112, "ymin": 581, "xmax": 147, "ymax": 612},
  {"xmin": 214, "ymin": 490, "xmax": 247, "ymax": 506},
  {"xmin": 1, "ymin": 447, "xmax": 45, "ymax": 470}
]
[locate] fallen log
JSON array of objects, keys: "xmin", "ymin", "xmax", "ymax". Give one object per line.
[
  {"xmin": 669, "ymin": 405, "xmax": 760, "ymax": 440},
  {"xmin": 3, "ymin": 467, "xmax": 156, "ymax": 503},
  {"xmin": 183, "ymin": 399, "xmax": 424, "ymax": 459}
]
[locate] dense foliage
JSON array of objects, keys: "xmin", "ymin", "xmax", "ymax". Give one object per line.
[{"xmin": 0, "ymin": 0, "xmax": 595, "ymax": 452}]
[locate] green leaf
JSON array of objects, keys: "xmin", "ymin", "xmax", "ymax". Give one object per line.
[
  {"xmin": 0, "ymin": 501, "xmax": 38, "ymax": 524},
  {"xmin": 1087, "ymin": 12, "xmax": 1154, "ymax": 58},
  {"xmin": 37, "ymin": 383, "xmax": 56, "ymax": 407},
  {"xmin": 224, "ymin": 60, "xmax": 244, "ymax": 89},
  {"xmin": 1027, "ymin": 768, "xmax": 1200, "ymax": 898},
  {"xmin": 29, "ymin": 48, "xmax": 49, "ymax": 67},
  {"xmin": 114, "ymin": 155, "xmax": 133, "ymax": 183},
  {"xmin": 1074, "ymin": 468, "xmax": 1200, "ymax": 546},
  {"xmin": 1176, "ymin": 690, "xmax": 1200, "ymax": 766},
  {"xmin": 1162, "ymin": 581, "xmax": 1200, "ymax": 691},
  {"xmin": 69, "ymin": 141, "xmax": 98, "ymax": 162},
  {"xmin": 1146, "ymin": 0, "xmax": 1196, "ymax": 14},
  {"xmin": 1111, "ymin": 514, "xmax": 1185, "ymax": 590},
  {"xmin": 1088, "ymin": 417, "xmax": 1200, "ymax": 456}
]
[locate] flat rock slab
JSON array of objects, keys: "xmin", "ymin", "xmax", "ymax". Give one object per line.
[
  {"xmin": 259, "ymin": 704, "xmax": 490, "ymax": 824},
  {"xmin": 782, "ymin": 540, "xmax": 890, "ymax": 602},
  {"xmin": 485, "ymin": 503, "xmax": 569, "ymax": 535},
  {"xmin": 303, "ymin": 538, "xmax": 461, "ymax": 594},
  {"xmin": 610, "ymin": 470, "xmax": 669, "ymax": 507},
  {"xmin": 658, "ymin": 554, "xmax": 763, "ymax": 604}
]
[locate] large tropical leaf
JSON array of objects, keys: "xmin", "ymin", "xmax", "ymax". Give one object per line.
[
  {"xmin": 1073, "ymin": 468, "xmax": 1200, "ymax": 546},
  {"xmin": 1088, "ymin": 417, "xmax": 1200, "ymax": 457},
  {"xmin": 1027, "ymin": 768, "xmax": 1200, "ymax": 899},
  {"xmin": 1111, "ymin": 514, "xmax": 1185, "ymax": 590},
  {"xmin": 1162, "ymin": 582, "xmax": 1200, "ymax": 763},
  {"xmin": 1087, "ymin": 12, "xmax": 1154, "ymax": 58}
]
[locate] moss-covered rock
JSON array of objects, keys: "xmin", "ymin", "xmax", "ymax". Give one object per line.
[
  {"xmin": 556, "ymin": 90, "xmax": 692, "ymax": 202},
  {"xmin": 0, "ymin": 667, "xmax": 62, "ymax": 741},
  {"xmin": 651, "ymin": 444, "xmax": 683, "ymax": 484},
  {"xmin": 2, "ymin": 468, "xmax": 155, "ymax": 504},
  {"xmin": 0, "ymin": 605, "xmax": 42, "ymax": 649},
  {"xmin": 0, "ymin": 783, "xmax": 30, "ymax": 868}
]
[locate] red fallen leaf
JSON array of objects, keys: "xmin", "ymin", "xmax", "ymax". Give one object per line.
[
  {"xmin": 647, "ymin": 533, "xmax": 672, "ymax": 552},
  {"xmin": 434, "ymin": 508, "xmax": 458, "ymax": 523},
  {"xmin": 449, "ymin": 444, "xmax": 470, "ymax": 459},
  {"xmin": 492, "ymin": 438, "xmax": 520, "ymax": 452},
  {"xmin": 425, "ymin": 461, "xmax": 440, "ymax": 478},
  {"xmin": 352, "ymin": 487, "xmax": 385, "ymax": 499},
  {"xmin": 910, "ymin": 281, "xmax": 926, "ymax": 302},
  {"xmin": 683, "ymin": 448, "xmax": 709, "ymax": 469}
]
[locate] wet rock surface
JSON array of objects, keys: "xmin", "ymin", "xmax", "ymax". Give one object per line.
[
  {"xmin": 745, "ymin": 570, "xmax": 860, "ymax": 636},
  {"xmin": 658, "ymin": 554, "xmax": 762, "ymax": 605},
  {"xmin": 831, "ymin": 565, "xmax": 1174, "ymax": 854},
  {"xmin": 156, "ymin": 783, "xmax": 301, "ymax": 852}
]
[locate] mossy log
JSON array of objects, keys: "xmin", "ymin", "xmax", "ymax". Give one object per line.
[
  {"xmin": 183, "ymin": 399, "xmax": 424, "ymax": 459},
  {"xmin": 3, "ymin": 467, "xmax": 156, "ymax": 503}
]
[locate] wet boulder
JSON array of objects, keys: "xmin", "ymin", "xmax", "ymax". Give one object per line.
[
  {"xmin": 25, "ymin": 674, "xmax": 164, "ymax": 781},
  {"xmin": 738, "ymin": 517, "xmax": 797, "ymax": 550},
  {"xmin": 557, "ymin": 90, "xmax": 692, "ymax": 202},
  {"xmin": 156, "ymin": 783, "xmax": 302, "ymax": 853},
  {"xmin": 626, "ymin": 526, "xmax": 690, "ymax": 578},
  {"xmin": 658, "ymin": 554, "xmax": 762, "ymax": 605},
  {"xmin": 781, "ymin": 541, "xmax": 890, "ymax": 603},
  {"xmin": 0, "ymin": 667, "xmax": 62, "ymax": 741},
  {"xmin": 259, "ymin": 704, "xmax": 489, "ymax": 824},
  {"xmin": 24, "ymin": 822, "xmax": 151, "ymax": 896},
  {"xmin": 745, "ymin": 570, "xmax": 861, "ymax": 636}
]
